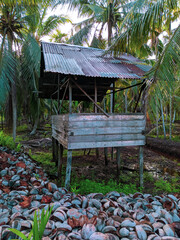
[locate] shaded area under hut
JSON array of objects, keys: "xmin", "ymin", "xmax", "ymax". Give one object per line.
[{"xmin": 39, "ymin": 42, "xmax": 151, "ymax": 189}]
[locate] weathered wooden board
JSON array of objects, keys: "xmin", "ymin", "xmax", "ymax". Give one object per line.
[
  {"xmin": 68, "ymin": 113, "xmax": 144, "ymax": 121},
  {"xmin": 69, "ymin": 133, "xmax": 145, "ymax": 143},
  {"xmin": 68, "ymin": 120, "xmax": 145, "ymax": 128},
  {"xmin": 52, "ymin": 128, "xmax": 68, "ymax": 148},
  {"xmin": 68, "ymin": 140, "xmax": 145, "ymax": 149},
  {"xmin": 68, "ymin": 126, "xmax": 144, "ymax": 136},
  {"xmin": 52, "ymin": 113, "xmax": 146, "ymax": 150}
]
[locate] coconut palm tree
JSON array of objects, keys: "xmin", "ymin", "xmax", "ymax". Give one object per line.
[
  {"xmin": 0, "ymin": 2, "xmax": 29, "ymax": 140},
  {"xmin": 0, "ymin": 0, "xmax": 49, "ymax": 139},
  {"xmin": 20, "ymin": 3, "xmax": 71, "ymax": 135},
  {"xmin": 50, "ymin": 29, "xmax": 68, "ymax": 42},
  {"xmin": 108, "ymin": 0, "xmax": 180, "ymax": 137},
  {"xmin": 25, "ymin": 2, "xmax": 71, "ymax": 43},
  {"xmin": 65, "ymin": 0, "xmax": 126, "ymax": 47}
]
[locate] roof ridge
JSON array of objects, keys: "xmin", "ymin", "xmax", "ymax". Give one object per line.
[{"xmin": 41, "ymin": 41, "xmax": 104, "ymax": 51}]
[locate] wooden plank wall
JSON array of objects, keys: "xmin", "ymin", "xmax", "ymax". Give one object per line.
[
  {"xmin": 52, "ymin": 113, "xmax": 146, "ymax": 150},
  {"xmin": 52, "ymin": 115, "xmax": 69, "ymax": 148}
]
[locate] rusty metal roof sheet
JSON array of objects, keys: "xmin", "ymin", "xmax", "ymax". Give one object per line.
[{"xmin": 41, "ymin": 42, "xmax": 149, "ymax": 79}]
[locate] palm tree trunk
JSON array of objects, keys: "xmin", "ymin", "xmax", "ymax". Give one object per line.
[
  {"xmin": 160, "ymin": 100, "xmax": 166, "ymax": 139},
  {"xmin": 107, "ymin": 3, "xmax": 113, "ymax": 47},
  {"xmin": 8, "ymin": 36, "xmax": 17, "ymax": 141},
  {"xmin": 169, "ymin": 93, "xmax": 172, "ymax": 140},
  {"xmin": 12, "ymin": 80, "xmax": 17, "ymax": 141},
  {"xmin": 172, "ymin": 109, "xmax": 176, "ymax": 123},
  {"xmin": 156, "ymin": 99, "xmax": 159, "ymax": 138},
  {"xmin": 30, "ymin": 117, "xmax": 38, "ymax": 135},
  {"xmin": 108, "ymin": 21, "xmax": 112, "ymax": 46}
]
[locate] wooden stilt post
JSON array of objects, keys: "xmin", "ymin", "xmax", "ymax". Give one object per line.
[
  {"xmin": 55, "ymin": 140, "xmax": 58, "ymax": 166},
  {"xmin": 52, "ymin": 137, "xmax": 56, "ymax": 163},
  {"xmin": 139, "ymin": 146, "xmax": 144, "ymax": 188},
  {"xmin": 58, "ymin": 143, "xmax": 63, "ymax": 186},
  {"xmin": 103, "ymin": 95, "xmax": 108, "ymax": 165},
  {"xmin": 69, "ymin": 81, "xmax": 72, "ymax": 114},
  {"xmin": 58, "ymin": 74, "xmax": 60, "ymax": 114},
  {"xmin": 116, "ymin": 147, "xmax": 121, "ymax": 181},
  {"xmin": 104, "ymin": 148, "xmax": 108, "ymax": 166},
  {"xmin": 65, "ymin": 150, "xmax": 72, "ymax": 190},
  {"xmin": 94, "ymin": 79, "xmax": 99, "ymax": 159},
  {"xmin": 65, "ymin": 80, "xmax": 73, "ymax": 190},
  {"xmin": 52, "ymin": 138, "xmax": 58, "ymax": 166},
  {"xmin": 110, "ymin": 82, "xmax": 115, "ymax": 161}
]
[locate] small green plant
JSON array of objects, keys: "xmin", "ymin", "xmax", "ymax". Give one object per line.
[
  {"xmin": 0, "ymin": 131, "xmax": 22, "ymax": 151},
  {"xmin": 144, "ymin": 172, "xmax": 154, "ymax": 183},
  {"xmin": 70, "ymin": 178, "xmax": 138, "ymax": 195},
  {"xmin": 9, "ymin": 206, "xmax": 53, "ymax": 240},
  {"xmin": 17, "ymin": 124, "xmax": 28, "ymax": 132},
  {"xmin": 154, "ymin": 177, "xmax": 180, "ymax": 193}
]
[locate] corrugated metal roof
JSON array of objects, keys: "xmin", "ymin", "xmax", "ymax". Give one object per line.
[{"xmin": 41, "ymin": 42, "xmax": 150, "ymax": 79}]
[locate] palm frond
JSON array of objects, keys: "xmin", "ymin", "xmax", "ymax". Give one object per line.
[
  {"xmin": 41, "ymin": 15, "xmax": 66, "ymax": 36},
  {"xmin": 148, "ymin": 25, "xmax": 180, "ymax": 85},
  {"xmin": 109, "ymin": 0, "xmax": 179, "ymax": 56},
  {"xmin": 21, "ymin": 34, "xmax": 40, "ymax": 91},
  {"xmin": 68, "ymin": 23, "xmax": 93, "ymax": 45},
  {"xmin": 0, "ymin": 45, "xmax": 17, "ymax": 104}
]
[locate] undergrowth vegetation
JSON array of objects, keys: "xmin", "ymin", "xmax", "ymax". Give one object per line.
[
  {"xmin": 0, "ymin": 129, "xmax": 179, "ymax": 196},
  {"xmin": 148, "ymin": 124, "xmax": 180, "ymax": 142},
  {"xmin": 28, "ymin": 151, "xmax": 180, "ymax": 195},
  {"xmin": 0, "ymin": 131, "xmax": 21, "ymax": 151},
  {"xmin": 70, "ymin": 179, "xmax": 138, "ymax": 195}
]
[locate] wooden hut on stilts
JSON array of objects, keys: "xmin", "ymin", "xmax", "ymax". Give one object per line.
[{"xmin": 39, "ymin": 42, "xmax": 150, "ymax": 190}]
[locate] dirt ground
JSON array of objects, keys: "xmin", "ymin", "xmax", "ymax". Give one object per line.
[
  {"xmin": 64, "ymin": 145, "xmax": 180, "ymax": 182},
  {"xmin": 13, "ymin": 125, "xmax": 180, "ymax": 193}
]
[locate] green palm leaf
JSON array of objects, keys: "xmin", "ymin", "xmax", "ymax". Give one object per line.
[
  {"xmin": 0, "ymin": 45, "xmax": 17, "ymax": 104},
  {"xmin": 68, "ymin": 23, "xmax": 93, "ymax": 45}
]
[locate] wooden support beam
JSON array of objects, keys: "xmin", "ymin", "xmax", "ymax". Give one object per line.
[
  {"xmin": 55, "ymin": 140, "xmax": 59, "ymax": 166},
  {"xmin": 110, "ymin": 83, "xmax": 115, "ymax": 161},
  {"xmin": 139, "ymin": 146, "xmax": 144, "ymax": 188},
  {"xmin": 65, "ymin": 150, "xmax": 72, "ymax": 190},
  {"xmin": 103, "ymin": 96, "xmax": 108, "ymax": 165},
  {"xmin": 116, "ymin": 147, "xmax": 121, "ymax": 181},
  {"xmin": 95, "ymin": 79, "xmax": 99, "ymax": 159},
  {"xmin": 94, "ymin": 79, "xmax": 97, "ymax": 113},
  {"xmin": 52, "ymin": 138, "xmax": 58, "ymax": 166},
  {"xmin": 71, "ymin": 78, "xmax": 109, "ymax": 118},
  {"xmin": 59, "ymin": 80, "xmax": 69, "ymax": 113},
  {"xmin": 69, "ymin": 81, "xmax": 72, "ymax": 114},
  {"xmin": 104, "ymin": 148, "xmax": 108, "ymax": 166},
  {"xmin": 58, "ymin": 74, "xmax": 60, "ymax": 114},
  {"xmin": 96, "ymin": 149, "xmax": 99, "ymax": 159},
  {"xmin": 58, "ymin": 143, "xmax": 63, "ymax": 186},
  {"xmin": 52, "ymin": 137, "xmax": 56, "ymax": 163}
]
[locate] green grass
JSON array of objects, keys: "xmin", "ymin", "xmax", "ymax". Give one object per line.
[
  {"xmin": 29, "ymin": 151, "xmax": 57, "ymax": 175},
  {"xmin": 28, "ymin": 149, "xmax": 180, "ymax": 196},
  {"xmin": 63, "ymin": 149, "xmax": 96, "ymax": 157},
  {"xmin": 44, "ymin": 123, "xmax": 51, "ymax": 128},
  {"xmin": 17, "ymin": 124, "xmax": 29, "ymax": 132},
  {"xmin": 148, "ymin": 123, "xmax": 180, "ymax": 142},
  {"xmin": 0, "ymin": 131, "xmax": 22, "ymax": 151},
  {"xmin": 70, "ymin": 178, "xmax": 139, "ymax": 195},
  {"xmin": 154, "ymin": 177, "xmax": 180, "ymax": 193},
  {"xmin": 150, "ymin": 134, "xmax": 180, "ymax": 142}
]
